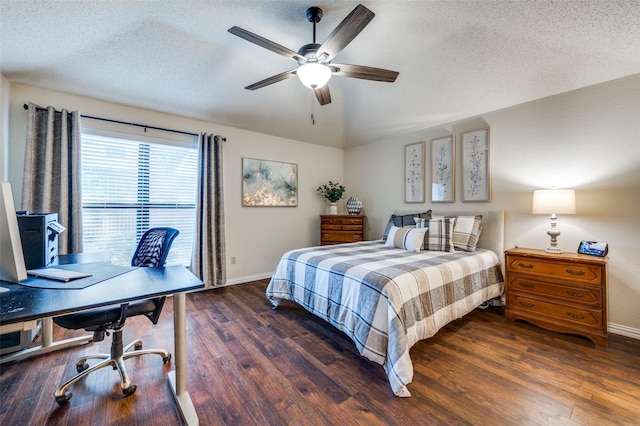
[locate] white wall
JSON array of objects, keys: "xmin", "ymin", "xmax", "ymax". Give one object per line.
[
  {"xmin": 0, "ymin": 75, "xmax": 10, "ymax": 181},
  {"xmin": 6, "ymin": 83, "xmax": 344, "ymax": 285},
  {"xmin": 345, "ymin": 74, "xmax": 640, "ymax": 333}
]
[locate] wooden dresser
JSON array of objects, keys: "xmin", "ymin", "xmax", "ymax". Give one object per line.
[
  {"xmin": 320, "ymin": 215, "xmax": 365, "ymax": 245},
  {"xmin": 504, "ymin": 248, "xmax": 608, "ymax": 346}
]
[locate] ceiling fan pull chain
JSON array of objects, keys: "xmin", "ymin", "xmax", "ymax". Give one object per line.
[{"xmin": 311, "ymin": 94, "xmax": 316, "ymax": 125}]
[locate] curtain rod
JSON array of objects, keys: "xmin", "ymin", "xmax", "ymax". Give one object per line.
[{"xmin": 23, "ymin": 103, "xmax": 225, "ymax": 140}]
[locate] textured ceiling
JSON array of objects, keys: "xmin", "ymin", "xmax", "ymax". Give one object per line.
[{"xmin": 1, "ymin": 1, "xmax": 639, "ymax": 148}]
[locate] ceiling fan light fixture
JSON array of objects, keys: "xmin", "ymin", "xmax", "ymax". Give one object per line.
[{"xmin": 296, "ymin": 62, "xmax": 332, "ymax": 89}]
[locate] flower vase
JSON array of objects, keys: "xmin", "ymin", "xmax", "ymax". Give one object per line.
[{"xmin": 329, "ymin": 203, "xmax": 338, "ymax": 215}]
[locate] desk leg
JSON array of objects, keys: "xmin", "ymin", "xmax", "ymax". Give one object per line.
[
  {"xmin": 168, "ymin": 292, "xmax": 198, "ymax": 425},
  {"xmin": 0, "ymin": 318, "xmax": 93, "ymax": 365},
  {"xmin": 42, "ymin": 317, "xmax": 53, "ymax": 346}
]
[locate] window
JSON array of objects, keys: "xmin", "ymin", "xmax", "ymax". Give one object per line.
[{"xmin": 80, "ymin": 125, "xmax": 198, "ymax": 266}]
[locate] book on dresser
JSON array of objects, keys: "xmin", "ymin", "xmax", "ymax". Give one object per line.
[
  {"xmin": 320, "ymin": 215, "xmax": 365, "ymax": 245},
  {"xmin": 504, "ymin": 247, "xmax": 608, "ymax": 346}
]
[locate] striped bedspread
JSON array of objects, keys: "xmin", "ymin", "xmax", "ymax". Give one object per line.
[{"xmin": 266, "ymin": 240, "xmax": 504, "ymax": 397}]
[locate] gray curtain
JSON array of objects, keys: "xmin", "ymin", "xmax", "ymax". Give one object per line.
[
  {"xmin": 191, "ymin": 134, "xmax": 225, "ymax": 287},
  {"xmin": 21, "ymin": 102, "xmax": 83, "ymax": 254}
]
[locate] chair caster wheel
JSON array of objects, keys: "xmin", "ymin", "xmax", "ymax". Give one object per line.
[
  {"xmin": 123, "ymin": 385, "xmax": 137, "ymax": 396},
  {"xmin": 162, "ymin": 354, "xmax": 172, "ymax": 364},
  {"xmin": 76, "ymin": 362, "xmax": 89, "ymax": 373},
  {"xmin": 55, "ymin": 392, "xmax": 72, "ymax": 405}
]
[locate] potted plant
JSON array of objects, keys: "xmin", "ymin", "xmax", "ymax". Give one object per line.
[{"xmin": 316, "ymin": 181, "xmax": 346, "ymax": 214}]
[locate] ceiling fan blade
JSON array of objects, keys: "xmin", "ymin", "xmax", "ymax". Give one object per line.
[
  {"xmin": 317, "ymin": 4, "xmax": 375, "ymax": 62},
  {"xmin": 314, "ymin": 85, "xmax": 332, "ymax": 105},
  {"xmin": 229, "ymin": 26, "xmax": 305, "ymax": 62},
  {"xmin": 245, "ymin": 69, "xmax": 297, "ymax": 90},
  {"xmin": 331, "ymin": 63, "xmax": 399, "ymax": 82}
]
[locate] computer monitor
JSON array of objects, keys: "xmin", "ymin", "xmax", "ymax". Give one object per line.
[{"xmin": 0, "ymin": 181, "xmax": 27, "ymax": 282}]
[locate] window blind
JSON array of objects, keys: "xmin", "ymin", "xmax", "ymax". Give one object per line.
[{"xmin": 81, "ymin": 132, "xmax": 198, "ymax": 266}]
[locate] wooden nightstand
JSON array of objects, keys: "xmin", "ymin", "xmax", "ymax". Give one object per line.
[
  {"xmin": 504, "ymin": 248, "xmax": 608, "ymax": 346},
  {"xmin": 320, "ymin": 215, "xmax": 365, "ymax": 245}
]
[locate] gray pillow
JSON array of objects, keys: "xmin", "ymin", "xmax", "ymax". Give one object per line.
[{"xmin": 382, "ymin": 210, "xmax": 432, "ymax": 240}]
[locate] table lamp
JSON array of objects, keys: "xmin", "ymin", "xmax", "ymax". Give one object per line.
[{"xmin": 532, "ymin": 189, "xmax": 576, "ymax": 253}]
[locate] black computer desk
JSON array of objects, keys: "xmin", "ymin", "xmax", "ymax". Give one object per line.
[
  {"xmin": 1, "ymin": 251, "xmax": 115, "ymax": 364},
  {"xmin": 0, "ymin": 263, "xmax": 204, "ymax": 425}
]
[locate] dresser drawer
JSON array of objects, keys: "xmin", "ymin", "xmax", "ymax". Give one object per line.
[
  {"xmin": 321, "ymin": 217, "xmax": 364, "ymax": 229},
  {"xmin": 320, "ymin": 223, "xmax": 363, "ymax": 231},
  {"xmin": 321, "ymin": 223, "xmax": 342, "ymax": 231},
  {"xmin": 321, "ymin": 231, "xmax": 363, "ymax": 243},
  {"xmin": 341, "ymin": 217, "xmax": 364, "ymax": 226},
  {"xmin": 507, "ymin": 256, "xmax": 602, "ymax": 285},
  {"xmin": 341, "ymin": 223, "xmax": 363, "ymax": 231},
  {"xmin": 507, "ymin": 294, "xmax": 602, "ymax": 328},
  {"xmin": 507, "ymin": 275, "xmax": 601, "ymax": 307},
  {"xmin": 321, "ymin": 217, "xmax": 342, "ymax": 227}
]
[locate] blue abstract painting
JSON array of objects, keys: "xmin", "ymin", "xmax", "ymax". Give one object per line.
[{"xmin": 242, "ymin": 158, "xmax": 298, "ymax": 207}]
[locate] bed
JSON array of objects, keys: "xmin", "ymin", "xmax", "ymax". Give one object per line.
[{"xmin": 266, "ymin": 211, "xmax": 505, "ymax": 397}]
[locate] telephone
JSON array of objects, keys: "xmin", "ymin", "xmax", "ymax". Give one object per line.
[{"xmin": 577, "ymin": 241, "xmax": 608, "ymax": 257}]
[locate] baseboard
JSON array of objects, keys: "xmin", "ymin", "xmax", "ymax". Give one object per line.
[
  {"xmin": 608, "ymin": 322, "xmax": 640, "ymax": 340},
  {"xmin": 223, "ymin": 272, "xmax": 273, "ymax": 287}
]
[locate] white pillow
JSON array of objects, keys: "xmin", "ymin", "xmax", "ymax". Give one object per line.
[{"xmin": 384, "ymin": 226, "xmax": 429, "ymax": 253}]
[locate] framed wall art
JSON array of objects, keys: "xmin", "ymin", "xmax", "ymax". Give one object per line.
[
  {"xmin": 404, "ymin": 141, "xmax": 425, "ymax": 203},
  {"xmin": 462, "ymin": 127, "xmax": 491, "ymax": 202},
  {"xmin": 430, "ymin": 135, "xmax": 455, "ymax": 202},
  {"xmin": 242, "ymin": 157, "xmax": 298, "ymax": 207}
]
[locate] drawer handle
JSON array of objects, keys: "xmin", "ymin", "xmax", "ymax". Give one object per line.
[
  {"xmin": 567, "ymin": 312, "xmax": 586, "ymax": 319},
  {"xmin": 353, "ymin": 235, "xmax": 361, "ymax": 240},
  {"xmin": 323, "ymin": 234, "xmax": 330, "ymax": 239},
  {"xmin": 518, "ymin": 301, "xmax": 534, "ymax": 308},
  {"xmin": 518, "ymin": 282, "xmax": 535, "ymax": 288},
  {"xmin": 566, "ymin": 290, "xmax": 585, "ymax": 297},
  {"xmin": 566, "ymin": 269, "xmax": 585, "ymax": 276},
  {"xmin": 518, "ymin": 262, "xmax": 534, "ymax": 269}
]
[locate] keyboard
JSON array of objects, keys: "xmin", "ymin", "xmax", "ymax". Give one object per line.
[{"xmin": 27, "ymin": 268, "xmax": 92, "ymax": 282}]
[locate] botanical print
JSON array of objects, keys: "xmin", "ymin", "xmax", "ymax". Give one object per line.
[
  {"xmin": 405, "ymin": 142, "xmax": 424, "ymax": 203},
  {"xmin": 242, "ymin": 158, "xmax": 297, "ymax": 206},
  {"xmin": 462, "ymin": 128, "xmax": 490, "ymax": 202},
  {"xmin": 466, "ymin": 135, "xmax": 484, "ymax": 197},
  {"xmin": 431, "ymin": 136, "xmax": 454, "ymax": 202}
]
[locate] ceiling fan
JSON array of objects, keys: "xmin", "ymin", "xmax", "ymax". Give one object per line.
[{"xmin": 228, "ymin": 4, "xmax": 399, "ymax": 106}]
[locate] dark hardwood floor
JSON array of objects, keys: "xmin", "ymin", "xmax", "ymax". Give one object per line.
[{"xmin": 1, "ymin": 279, "xmax": 639, "ymax": 425}]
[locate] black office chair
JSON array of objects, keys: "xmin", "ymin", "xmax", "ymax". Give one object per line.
[{"xmin": 53, "ymin": 227, "xmax": 179, "ymax": 405}]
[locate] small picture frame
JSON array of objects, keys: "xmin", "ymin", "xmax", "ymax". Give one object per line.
[
  {"xmin": 430, "ymin": 135, "xmax": 455, "ymax": 202},
  {"xmin": 462, "ymin": 127, "xmax": 491, "ymax": 202},
  {"xmin": 404, "ymin": 141, "xmax": 425, "ymax": 203}
]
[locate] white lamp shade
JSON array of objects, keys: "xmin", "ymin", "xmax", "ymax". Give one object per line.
[
  {"xmin": 532, "ymin": 189, "xmax": 576, "ymax": 215},
  {"xmin": 296, "ymin": 63, "xmax": 332, "ymax": 89}
]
